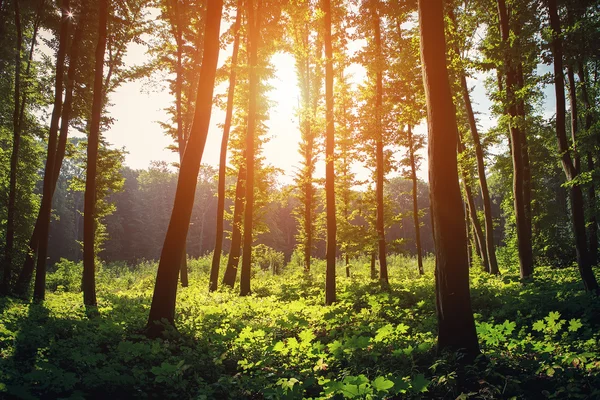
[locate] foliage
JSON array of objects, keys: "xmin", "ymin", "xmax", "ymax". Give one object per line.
[{"xmin": 1, "ymin": 257, "xmax": 599, "ymax": 399}]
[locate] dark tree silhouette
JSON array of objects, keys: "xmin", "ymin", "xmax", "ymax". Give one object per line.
[
  {"xmin": 418, "ymin": 0, "xmax": 479, "ymax": 356},
  {"xmin": 146, "ymin": 0, "xmax": 223, "ymax": 336}
]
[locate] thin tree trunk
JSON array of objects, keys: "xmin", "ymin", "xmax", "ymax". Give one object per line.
[
  {"xmin": 407, "ymin": 125, "xmax": 424, "ymax": 275},
  {"xmin": 222, "ymin": 163, "xmax": 245, "ymax": 288},
  {"xmin": 497, "ymin": 0, "xmax": 533, "ymax": 279},
  {"xmin": 373, "ymin": 1, "xmax": 387, "ymax": 287},
  {"xmin": 146, "ymin": 0, "xmax": 223, "ymax": 337},
  {"xmin": 418, "ymin": 0, "xmax": 479, "ymax": 356},
  {"xmin": 465, "ymin": 202, "xmax": 473, "ymax": 268},
  {"xmin": 577, "ymin": 62, "xmax": 598, "ymax": 265},
  {"xmin": 33, "ymin": 1, "xmax": 71, "ymax": 302},
  {"xmin": 1, "ymin": 0, "xmax": 22, "ymax": 295},
  {"xmin": 240, "ymin": 0, "xmax": 260, "ymax": 297},
  {"xmin": 459, "ymin": 72, "xmax": 499, "ymax": 274},
  {"xmin": 210, "ymin": 0, "xmax": 242, "ymax": 292},
  {"xmin": 370, "ymin": 252, "xmax": 377, "ymax": 279},
  {"xmin": 323, "ymin": 0, "xmax": 336, "ymax": 305},
  {"xmin": 82, "ymin": 0, "xmax": 108, "ymax": 307},
  {"xmin": 14, "ymin": 5, "xmax": 82, "ymax": 297},
  {"xmin": 548, "ymin": 0, "xmax": 598, "ymax": 292},
  {"xmin": 345, "ymin": 254, "xmax": 350, "ymax": 278}
]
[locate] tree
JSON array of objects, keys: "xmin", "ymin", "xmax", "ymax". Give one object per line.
[
  {"xmin": 322, "ymin": 0, "xmax": 336, "ymax": 305},
  {"xmin": 447, "ymin": 7, "xmax": 499, "ymax": 275},
  {"xmin": 546, "ymin": 0, "xmax": 598, "ymax": 293},
  {"xmin": 1, "ymin": 0, "xmax": 22, "ymax": 295},
  {"xmin": 32, "ymin": 0, "xmax": 71, "ymax": 302},
  {"xmin": 146, "ymin": 0, "xmax": 223, "ymax": 336},
  {"xmin": 495, "ymin": 0, "xmax": 534, "ymax": 279},
  {"xmin": 239, "ymin": 0, "xmax": 260, "ymax": 297},
  {"xmin": 210, "ymin": 0, "xmax": 242, "ymax": 292},
  {"xmin": 418, "ymin": 0, "xmax": 479, "ymax": 356}
]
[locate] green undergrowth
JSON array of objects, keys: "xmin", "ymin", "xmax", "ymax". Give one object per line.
[{"xmin": 1, "ymin": 255, "xmax": 599, "ymax": 399}]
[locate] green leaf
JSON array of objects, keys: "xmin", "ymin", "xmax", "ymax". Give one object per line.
[
  {"xmin": 532, "ymin": 320, "xmax": 546, "ymax": 332},
  {"xmin": 568, "ymin": 319, "xmax": 582, "ymax": 332},
  {"xmin": 411, "ymin": 374, "xmax": 430, "ymax": 393},
  {"xmin": 372, "ymin": 376, "xmax": 394, "ymax": 392}
]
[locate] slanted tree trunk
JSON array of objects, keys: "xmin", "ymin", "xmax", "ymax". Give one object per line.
[
  {"xmin": 14, "ymin": 4, "xmax": 83, "ymax": 297},
  {"xmin": 496, "ymin": 0, "xmax": 533, "ymax": 279},
  {"xmin": 418, "ymin": 0, "xmax": 479, "ymax": 356},
  {"xmin": 548, "ymin": 0, "xmax": 598, "ymax": 293},
  {"xmin": 165, "ymin": 0, "xmax": 188, "ymax": 288},
  {"xmin": 146, "ymin": 0, "xmax": 223, "ymax": 337},
  {"xmin": 33, "ymin": 0, "xmax": 71, "ymax": 302},
  {"xmin": 210, "ymin": 0, "xmax": 242, "ymax": 292},
  {"xmin": 1, "ymin": 0, "xmax": 22, "ymax": 295},
  {"xmin": 458, "ymin": 135, "xmax": 489, "ymax": 271},
  {"xmin": 323, "ymin": 0, "xmax": 336, "ymax": 305},
  {"xmin": 240, "ymin": 0, "xmax": 261, "ymax": 297},
  {"xmin": 459, "ymin": 72, "xmax": 499, "ymax": 274},
  {"xmin": 82, "ymin": 0, "xmax": 108, "ymax": 307},
  {"xmin": 222, "ymin": 163, "xmax": 245, "ymax": 288},
  {"xmin": 407, "ymin": 125, "xmax": 424, "ymax": 275}
]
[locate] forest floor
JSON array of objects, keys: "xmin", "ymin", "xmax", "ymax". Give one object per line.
[{"xmin": 0, "ymin": 255, "xmax": 599, "ymax": 399}]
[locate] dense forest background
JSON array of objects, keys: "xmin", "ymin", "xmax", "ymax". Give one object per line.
[{"xmin": 1, "ymin": 0, "xmax": 600, "ymax": 398}]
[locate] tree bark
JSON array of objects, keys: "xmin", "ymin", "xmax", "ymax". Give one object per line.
[
  {"xmin": 370, "ymin": 252, "xmax": 377, "ymax": 280},
  {"xmin": 240, "ymin": 0, "xmax": 261, "ymax": 297},
  {"xmin": 497, "ymin": 0, "xmax": 533, "ymax": 279},
  {"xmin": 459, "ymin": 72, "xmax": 499, "ymax": 274},
  {"xmin": 418, "ymin": 0, "xmax": 479, "ymax": 356},
  {"xmin": 222, "ymin": 163, "xmax": 245, "ymax": 288},
  {"xmin": 33, "ymin": 0, "xmax": 71, "ymax": 302},
  {"xmin": 323, "ymin": 0, "xmax": 336, "ymax": 305},
  {"xmin": 146, "ymin": 0, "xmax": 223, "ymax": 336},
  {"xmin": 577, "ymin": 62, "xmax": 598, "ymax": 265},
  {"xmin": 210, "ymin": 0, "xmax": 242, "ymax": 292},
  {"xmin": 548, "ymin": 0, "xmax": 598, "ymax": 292},
  {"xmin": 372, "ymin": 0, "xmax": 387, "ymax": 287},
  {"xmin": 14, "ymin": 5, "xmax": 83, "ymax": 297},
  {"xmin": 407, "ymin": 125, "xmax": 424, "ymax": 275},
  {"xmin": 1, "ymin": 0, "xmax": 22, "ymax": 295},
  {"xmin": 458, "ymin": 136, "xmax": 489, "ymax": 271},
  {"xmin": 82, "ymin": 0, "xmax": 108, "ymax": 307}
]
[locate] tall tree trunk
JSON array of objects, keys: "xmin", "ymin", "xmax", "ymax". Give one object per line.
[
  {"xmin": 32, "ymin": 0, "xmax": 71, "ymax": 302},
  {"xmin": 146, "ymin": 0, "xmax": 223, "ymax": 336},
  {"xmin": 1, "ymin": 0, "xmax": 22, "ymax": 295},
  {"xmin": 240, "ymin": 0, "xmax": 260, "ymax": 297},
  {"xmin": 323, "ymin": 0, "xmax": 336, "ymax": 305},
  {"xmin": 418, "ymin": 0, "xmax": 479, "ymax": 356},
  {"xmin": 222, "ymin": 163, "xmax": 245, "ymax": 288},
  {"xmin": 465, "ymin": 202, "xmax": 473, "ymax": 268},
  {"xmin": 345, "ymin": 254, "xmax": 350, "ymax": 278},
  {"xmin": 577, "ymin": 62, "xmax": 598, "ymax": 264},
  {"xmin": 210, "ymin": 0, "xmax": 242, "ymax": 292},
  {"xmin": 548, "ymin": 0, "xmax": 598, "ymax": 293},
  {"xmin": 497, "ymin": 0, "xmax": 533, "ymax": 279},
  {"xmin": 166, "ymin": 0, "xmax": 189, "ymax": 288},
  {"xmin": 407, "ymin": 125, "xmax": 424, "ymax": 275},
  {"xmin": 459, "ymin": 73, "xmax": 499, "ymax": 274},
  {"xmin": 372, "ymin": 0, "xmax": 387, "ymax": 287},
  {"xmin": 458, "ymin": 136, "xmax": 489, "ymax": 271},
  {"xmin": 14, "ymin": 6, "xmax": 83, "ymax": 297},
  {"xmin": 82, "ymin": 0, "xmax": 108, "ymax": 307}
]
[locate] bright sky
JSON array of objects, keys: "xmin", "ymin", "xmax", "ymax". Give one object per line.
[{"xmin": 102, "ymin": 17, "xmax": 555, "ymax": 187}]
